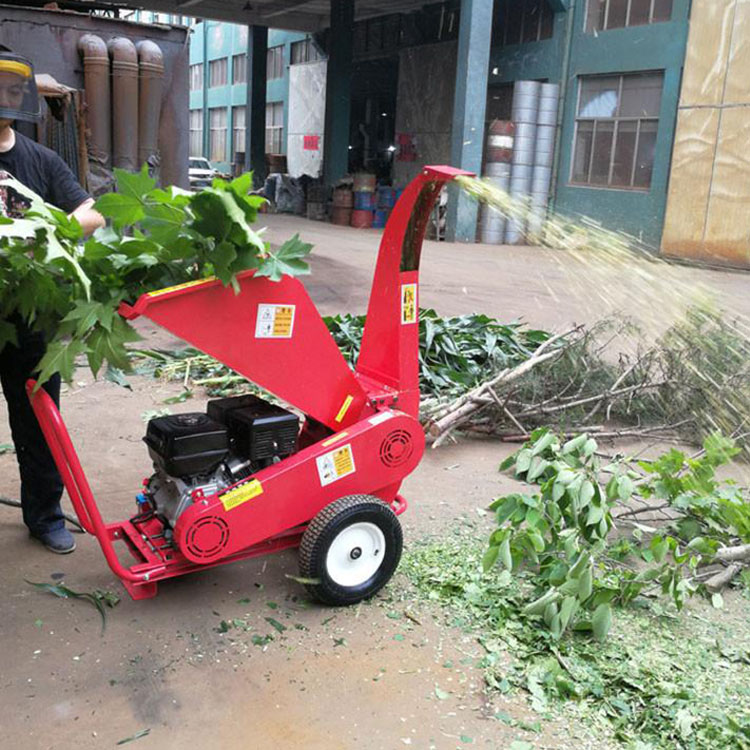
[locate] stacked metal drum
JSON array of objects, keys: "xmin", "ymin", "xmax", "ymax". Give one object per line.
[
  {"xmin": 351, "ymin": 172, "xmax": 377, "ymax": 228},
  {"xmin": 479, "ymin": 80, "xmax": 560, "ymax": 245},
  {"xmin": 528, "ymin": 83, "xmax": 559, "ymax": 240},
  {"xmin": 479, "ymin": 120, "xmax": 514, "ymax": 244}
]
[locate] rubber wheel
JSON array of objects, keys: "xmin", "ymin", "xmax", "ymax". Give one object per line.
[{"xmin": 299, "ymin": 495, "xmax": 403, "ymax": 606}]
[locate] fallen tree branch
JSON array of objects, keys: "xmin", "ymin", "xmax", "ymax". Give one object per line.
[
  {"xmin": 705, "ymin": 563, "xmax": 743, "ymax": 592},
  {"xmin": 428, "ymin": 327, "xmax": 582, "ymax": 441},
  {"xmin": 715, "ymin": 544, "xmax": 750, "ymax": 563}
]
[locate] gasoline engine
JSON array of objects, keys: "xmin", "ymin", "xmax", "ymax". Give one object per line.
[{"xmin": 143, "ymin": 394, "xmax": 299, "ymax": 531}]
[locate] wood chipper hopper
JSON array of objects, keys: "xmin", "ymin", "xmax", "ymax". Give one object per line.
[{"xmin": 27, "ymin": 165, "xmax": 472, "ymax": 602}]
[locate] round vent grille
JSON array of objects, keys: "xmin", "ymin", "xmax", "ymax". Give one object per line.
[
  {"xmin": 379, "ymin": 429, "xmax": 414, "ymax": 468},
  {"xmin": 185, "ymin": 516, "xmax": 230, "ymax": 561}
]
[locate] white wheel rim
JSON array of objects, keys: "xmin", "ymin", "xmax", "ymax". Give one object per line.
[{"xmin": 326, "ymin": 522, "xmax": 386, "ymax": 588}]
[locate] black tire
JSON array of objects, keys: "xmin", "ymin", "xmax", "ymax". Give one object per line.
[{"xmin": 299, "ymin": 495, "xmax": 403, "ymax": 606}]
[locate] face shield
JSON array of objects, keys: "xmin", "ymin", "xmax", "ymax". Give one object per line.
[{"xmin": 0, "ymin": 53, "xmax": 41, "ymax": 123}]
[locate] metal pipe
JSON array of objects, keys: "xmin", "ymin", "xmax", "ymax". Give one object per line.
[
  {"xmin": 136, "ymin": 40, "xmax": 164, "ymax": 172},
  {"xmin": 108, "ymin": 36, "xmax": 139, "ymax": 171},
  {"xmin": 77, "ymin": 34, "xmax": 111, "ymax": 167}
]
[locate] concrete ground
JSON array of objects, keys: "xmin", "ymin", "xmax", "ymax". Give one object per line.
[{"xmin": 1, "ymin": 216, "xmax": 748, "ymax": 750}]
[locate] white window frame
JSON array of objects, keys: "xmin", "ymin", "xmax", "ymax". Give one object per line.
[
  {"xmin": 189, "ymin": 110, "xmax": 203, "ymax": 157},
  {"xmin": 265, "ymin": 101, "xmax": 283, "ymax": 154},
  {"xmin": 233, "ymin": 106, "xmax": 246, "ymax": 158},
  {"xmin": 585, "ymin": 0, "xmax": 673, "ymax": 32},
  {"xmin": 208, "ymin": 58, "xmax": 228, "ymax": 88},
  {"xmin": 570, "ymin": 71, "xmax": 664, "ymax": 190},
  {"xmin": 209, "ymin": 107, "xmax": 227, "ymax": 162}
]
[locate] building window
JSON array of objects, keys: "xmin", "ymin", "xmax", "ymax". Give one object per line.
[
  {"xmin": 586, "ymin": 0, "xmax": 673, "ymax": 32},
  {"xmin": 265, "ymin": 102, "xmax": 283, "ymax": 154},
  {"xmin": 233, "ymin": 106, "xmax": 246, "ymax": 158},
  {"xmin": 571, "ymin": 72, "xmax": 663, "ymax": 190},
  {"xmin": 267, "ymin": 46, "xmax": 284, "ymax": 80},
  {"xmin": 209, "ymin": 107, "xmax": 227, "ymax": 162},
  {"xmin": 208, "ymin": 58, "xmax": 228, "ymax": 88},
  {"xmin": 498, "ymin": 0, "xmax": 555, "ymax": 46},
  {"xmin": 189, "ymin": 63, "xmax": 203, "ymax": 91},
  {"xmin": 189, "ymin": 110, "xmax": 203, "ymax": 157},
  {"xmin": 290, "ymin": 37, "xmax": 323, "ymax": 65},
  {"xmin": 232, "ymin": 54, "xmax": 247, "ymax": 84}
]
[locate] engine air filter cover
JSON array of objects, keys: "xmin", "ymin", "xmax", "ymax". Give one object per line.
[{"xmin": 144, "ymin": 413, "xmax": 228, "ymax": 477}]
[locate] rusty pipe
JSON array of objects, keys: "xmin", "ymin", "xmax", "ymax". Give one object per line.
[
  {"xmin": 77, "ymin": 34, "xmax": 111, "ymax": 167},
  {"xmin": 136, "ymin": 40, "xmax": 164, "ymax": 170},
  {"xmin": 108, "ymin": 37, "xmax": 139, "ymax": 171}
]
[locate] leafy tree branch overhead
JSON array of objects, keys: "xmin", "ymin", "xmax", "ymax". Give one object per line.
[{"xmin": 0, "ymin": 166, "xmax": 313, "ymax": 385}]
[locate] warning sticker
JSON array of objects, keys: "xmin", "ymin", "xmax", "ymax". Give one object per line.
[
  {"xmin": 255, "ymin": 304, "xmax": 296, "ymax": 339},
  {"xmin": 322, "ymin": 431, "xmax": 349, "ymax": 448},
  {"xmin": 220, "ymin": 479, "xmax": 263, "ymax": 511},
  {"xmin": 316, "ymin": 444, "xmax": 356, "ymax": 487},
  {"xmin": 334, "ymin": 395, "xmax": 354, "ymax": 423},
  {"xmin": 401, "ymin": 283, "xmax": 417, "ymax": 324},
  {"xmin": 147, "ymin": 277, "xmax": 216, "ymax": 297}
]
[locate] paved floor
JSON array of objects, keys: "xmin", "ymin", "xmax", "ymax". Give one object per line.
[{"xmin": 0, "ymin": 214, "xmax": 747, "ymax": 749}]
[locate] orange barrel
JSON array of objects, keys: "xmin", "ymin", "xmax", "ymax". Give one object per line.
[
  {"xmin": 333, "ymin": 188, "xmax": 353, "ymax": 207},
  {"xmin": 353, "ymin": 172, "xmax": 376, "ymax": 192},
  {"xmin": 350, "ymin": 209, "xmax": 374, "ymax": 229},
  {"xmin": 331, "ymin": 206, "xmax": 352, "ymax": 225},
  {"xmin": 485, "ymin": 120, "xmax": 515, "ymax": 164}
]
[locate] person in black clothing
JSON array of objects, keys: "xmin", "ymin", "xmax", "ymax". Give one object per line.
[{"xmin": 0, "ymin": 47, "xmax": 104, "ymax": 553}]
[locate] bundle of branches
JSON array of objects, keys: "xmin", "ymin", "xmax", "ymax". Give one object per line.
[
  {"xmin": 138, "ymin": 309, "xmax": 555, "ymax": 400},
  {"xmin": 0, "ymin": 167, "xmax": 312, "ymax": 385},
  {"xmin": 486, "ymin": 429, "xmax": 750, "ymax": 645},
  {"xmin": 428, "ymin": 309, "xmax": 750, "ymax": 455}
]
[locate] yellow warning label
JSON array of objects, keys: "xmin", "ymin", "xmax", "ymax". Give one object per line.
[
  {"xmin": 333, "ymin": 446, "xmax": 354, "ymax": 476},
  {"xmin": 220, "ymin": 479, "xmax": 263, "ymax": 511},
  {"xmin": 255, "ymin": 303, "xmax": 296, "ymax": 339},
  {"xmin": 322, "ymin": 431, "xmax": 349, "ymax": 447},
  {"xmin": 334, "ymin": 395, "xmax": 354, "ymax": 423},
  {"xmin": 401, "ymin": 283, "xmax": 417, "ymax": 324},
  {"xmin": 272, "ymin": 306, "xmax": 294, "ymax": 337},
  {"xmin": 147, "ymin": 277, "xmax": 216, "ymax": 297},
  {"xmin": 316, "ymin": 444, "xmax": 356, "ymax": 487}
]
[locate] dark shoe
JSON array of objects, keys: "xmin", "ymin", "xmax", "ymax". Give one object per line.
[{"xmin": 31, "ymin": 527, "xmax": 76, "ymax": 554}]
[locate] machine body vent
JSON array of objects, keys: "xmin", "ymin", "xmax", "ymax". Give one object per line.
[
  {"xmin": 379, "ymin": 429, "xmax": 414, "ymax": 468},
  {"xmin": 185, "ymin": 516, "xmax": 230, "ymax": 560}
]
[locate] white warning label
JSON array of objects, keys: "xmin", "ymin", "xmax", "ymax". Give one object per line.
[
  {"xmin": 316, "ymin": 444, "xmax": 356, "ymax": 487},
  {"xmin": 255, "ymin": 304, "xmax": 296, "ymax": 339}
]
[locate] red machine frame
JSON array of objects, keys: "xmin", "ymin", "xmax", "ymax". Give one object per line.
[{"xmin": 27, "ymin": 165, "xmax": 472, "ymax": 600}]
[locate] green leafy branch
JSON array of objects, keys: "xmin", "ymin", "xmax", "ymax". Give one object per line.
[
  {"xmin": 0, "ymin": 166, "xmax": 312, "ymax": 384},
  {"xmin": 485, "ymin": 428, "xmax": 749, "ymax": 642}
]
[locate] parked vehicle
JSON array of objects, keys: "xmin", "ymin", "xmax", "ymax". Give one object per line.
[{"xmin": 188, "ymin": 157, "xmax": 226, "ymax": 189}]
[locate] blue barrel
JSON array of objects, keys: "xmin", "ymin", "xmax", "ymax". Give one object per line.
[
  {"xmin": 376, "ymin": 186, "xmax": 396, "ymax": 209},
  {"xmin": 353, "ymin": 191, "xmax": 375, "ymax": 210},
  {"xmin": 372, "ymin": 208, "xmax": 389, "ymax": 228}
]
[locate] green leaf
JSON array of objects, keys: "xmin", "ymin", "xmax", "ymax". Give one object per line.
[
  {"xmin": 95, "ymin": 192, "xmax": 145, "ymax": 229},
  {"xmin": 499, "ymin": 537, "xmax": 513, "ymax": 570},
  {"xmin": 264, "ymin": 616, "xmax": 286, "ymax": 633},
  {"xmin": 482, "ymin": 545, "xmax": 500, "ymax": 572},
  {"xmin": 434, "ymin": 685, "xmax": 450, "ymax": 700},
  {"xmin": 255, "ymin": 233, "xmax": 313, "ymax": 282},
  {"xmin": 617, "ymin": 475, "xmax": 634, "ymax": 501},
  {"xmin": 591, "ymin": 602, "xmax": 612, "ymax": 642},
  {"xmin": 515, "ymin": 449, "xmax": 532, "ymax": 474},
  {"xmin": 114, "ymin": 164, "xmax": 156, "ymax": 200},
  {"xmin": 35, "ymin": 339, "xmax": 88, "ymax": 386}
]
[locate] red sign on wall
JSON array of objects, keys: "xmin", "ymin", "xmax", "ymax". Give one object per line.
[
  {"xmin": 303, "ymin": 135, "xmax": 320, "ymax": 151},
  {"xmin": 396, "ymin": 133, "xmax": 416, "ymax": 162}
]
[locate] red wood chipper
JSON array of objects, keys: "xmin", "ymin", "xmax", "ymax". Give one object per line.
[{"xmin": 27, "ymin": 165, "xmax": 472, "ymax": 602}]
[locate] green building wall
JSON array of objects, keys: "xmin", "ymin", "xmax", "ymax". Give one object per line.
[
  {"xmin": 189, "ymin": 22, "xmax": 309, "ymax": 172},
  {"xmin": 488, "ymin": 0, "xmax": 691, "ymax": 247}
]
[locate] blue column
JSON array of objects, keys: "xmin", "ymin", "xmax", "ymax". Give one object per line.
[
  {"xmin": 245, "ymin": 25, "xmax": 268, "ymax": 186},
  {"xmin": 445, "ymin": 0, "xmax": 494, "ymax": 243},
  {"xmin": 323, "ymin": 0, "xmax": 354, "ymax": 185}
]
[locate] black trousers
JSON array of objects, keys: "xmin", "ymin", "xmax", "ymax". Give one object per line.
[{"xmin": 0, "ymin": 320, "xmax": 64, "ymax": 535}]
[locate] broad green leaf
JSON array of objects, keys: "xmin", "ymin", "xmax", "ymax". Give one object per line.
[
  {"xmin": 255, "ymin": 233, "xmax": 313, "ymax": 282},
  {"xmin": 591, "ymin": 602, "xmax": 612, "ymax": 642},
  {"xmin": 114, "ymin": 164, "xmax": 156, "ymax": 200},
  {"xmin": 482, "ymin": 545, "xmax": 500, "ymax": 572},
  {"xmin": 95, "ymin": 192, "xmax": 145, "ymax": 229}
]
